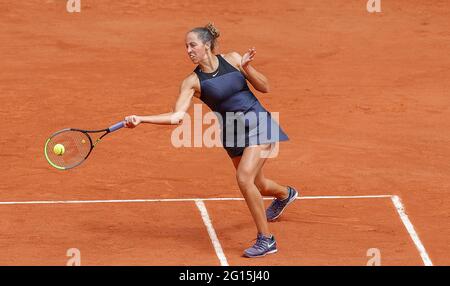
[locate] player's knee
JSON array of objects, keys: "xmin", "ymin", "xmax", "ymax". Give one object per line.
[{"xmin": 236, "ymin": 169, "xmax": 254, "ymax": 190}]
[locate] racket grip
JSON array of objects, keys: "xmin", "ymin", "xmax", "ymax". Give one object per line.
[{"xmin": 108, "ymin": 121, "xmax": 125, "ymax": 132}]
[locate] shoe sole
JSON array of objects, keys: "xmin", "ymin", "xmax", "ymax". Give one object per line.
[
  {"xmin": 243, "ymin": 249, "xmax": 278, "ymax": 258},
  {"xmin": 267, "ymin": 189, "xmax": 299, "ymax": 222}
]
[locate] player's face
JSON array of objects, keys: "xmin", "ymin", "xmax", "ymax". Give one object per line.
[{"xmin": 185, "ymin": 32, "xmax": 208, "ymax": 64}]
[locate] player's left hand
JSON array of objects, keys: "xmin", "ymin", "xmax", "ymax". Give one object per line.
[
  {"xmin": 124, "ymin": 115, "xmax": 141, "ymax": 128},
  {"xmin": 241, "ymin": 47, "xmax": 256, "ymax": 68}
]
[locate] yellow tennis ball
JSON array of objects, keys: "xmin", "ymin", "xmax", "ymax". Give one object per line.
[{"xmin": 53, "ymin": 144, "xmax": 65, "ymax": 156}]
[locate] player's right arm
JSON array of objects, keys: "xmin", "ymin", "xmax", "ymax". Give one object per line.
[{"xmin": 124, "ymin": 73, "xmax": 199, "ymax": 128}]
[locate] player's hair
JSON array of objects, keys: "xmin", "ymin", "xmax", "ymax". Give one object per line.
[{"xmin": 190, "ymin": 22, "xmax": 220, "ymax": 52}]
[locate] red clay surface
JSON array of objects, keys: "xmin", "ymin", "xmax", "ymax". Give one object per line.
[
  {"xmin": 1, "ymin": 0, "xmax": 449, "ymax": 265},
  {"xmin": 0, "ymin": 202, "xmax": 219, "ymax": 265}
]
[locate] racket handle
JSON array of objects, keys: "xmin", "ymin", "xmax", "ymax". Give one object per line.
[{"xmin": 108, "ymin": 121, "xmax": 125, "ymax": 132}]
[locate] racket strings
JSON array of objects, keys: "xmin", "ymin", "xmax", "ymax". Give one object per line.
[{"xmin": 45, "ymin": 131, "xmax": 91, "ymax": 169}]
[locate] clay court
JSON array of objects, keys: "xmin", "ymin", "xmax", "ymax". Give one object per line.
[{"xmin": 0, "ymin": 0, "xmax": 449, "ymax": 265}]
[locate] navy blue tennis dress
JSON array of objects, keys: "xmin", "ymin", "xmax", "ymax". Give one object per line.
[{"xmin": 194, "ymin": 54, "xmax": 289, "ymax": 158}]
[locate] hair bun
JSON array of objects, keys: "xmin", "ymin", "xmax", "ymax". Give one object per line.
[{"xmin": 205, "ymin": 23, "xmax": 220, "ymax": 39}]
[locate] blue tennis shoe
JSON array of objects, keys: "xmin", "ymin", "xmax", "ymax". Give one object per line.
[
  {"xmin": 243, "ymin": 233, "xmax": 277, "ymax": 258},
  {"xmin": 266, "ymin": 186, "xmax": 298, "ymax": 221}
]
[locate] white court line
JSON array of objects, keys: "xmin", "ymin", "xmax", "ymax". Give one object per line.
[
  {"xmin": 391, "ymin": 195, "xmax": 433, "ymax": 266},
  {"xmin": 195, "ymin": 200, "xmax": 229, "ymax": 266},
  {"xmin": 0, "ymin": 194, "xmax": 393, "ymax": 205},
  {"xmin": 297, "ymin": 195, "xmax": 392, "ymax": 200}
]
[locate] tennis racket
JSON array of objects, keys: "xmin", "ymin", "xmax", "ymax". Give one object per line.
[{"xmin": 44, "ymin": 121, "xmax": 125, "ymax": 170}]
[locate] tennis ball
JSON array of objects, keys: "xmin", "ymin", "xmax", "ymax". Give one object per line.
[{"xmin": 53, "ymin": 143, "xmax": 65, "ymax": 156}]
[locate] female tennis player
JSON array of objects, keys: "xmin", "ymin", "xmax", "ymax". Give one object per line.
[{"xmin": 124, "ymin": 23, "xmax": 298, "ymax": 258}]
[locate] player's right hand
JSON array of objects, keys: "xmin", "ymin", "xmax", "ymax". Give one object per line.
[{"xmin": 124, "ymin": 115, "xmax": 141, "ymax": 128}]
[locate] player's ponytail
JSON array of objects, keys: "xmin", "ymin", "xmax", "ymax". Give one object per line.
[{"xmin": 205, "ymin": 22, "xmax": 220, "ymax": 40}]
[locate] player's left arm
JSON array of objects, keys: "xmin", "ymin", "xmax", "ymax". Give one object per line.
[{"xmin": 227, "ymin": 49, "xmax": 270, "ymax": 93}]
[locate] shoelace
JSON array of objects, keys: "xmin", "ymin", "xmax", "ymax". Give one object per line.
[
  {"xmin": 253, "ymin": 237, "xmax": 268, "ymax": 250},
  {"xmin": 270, "ymin": 198, "xmax": 287, "ymax": 212},
  {"xmin": 249, "ymin": 235, "xmax": 269, "ymax": 250}
]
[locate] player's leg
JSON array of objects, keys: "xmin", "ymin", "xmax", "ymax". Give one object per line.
[
  {"xmin": 233, "ymin": 149, "xmax": 298, "ymax": 223},
  {"xmin": 234, "ymin": 153, "xmax": 298, "ymax": 223},
  {"xmin": 233, "ymin": 156, "xmax": 289, "ymax": 200},
  {"xmin": 254, "ymin": 168, "xmax": 289, "ymax": 200},
  {"xmin": 234, "ymin": 144, "xmax": 271, "ymax": 236},
  {"xmin": 233, "ymin": 144, "xmax": 279, "ymax": 257}
]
